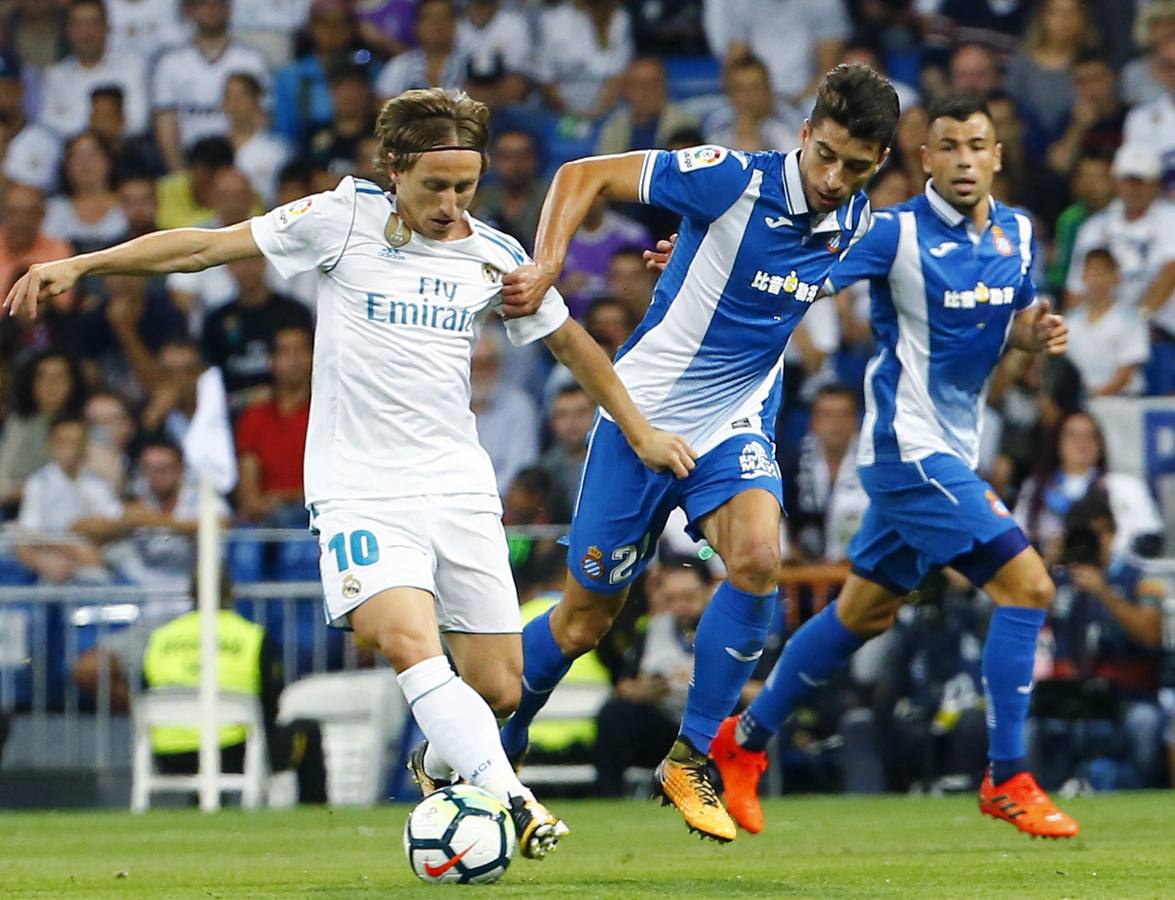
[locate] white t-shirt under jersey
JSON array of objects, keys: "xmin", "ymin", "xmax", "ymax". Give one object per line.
[{"xmin": 249, "ymin": 176, "xmax": 569, "ymax": 510}]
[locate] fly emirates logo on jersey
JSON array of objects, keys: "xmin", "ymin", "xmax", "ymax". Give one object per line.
[
  {"xmin": 942, "ymin": 281, "xmax": 1017, "ymax": 310},
  {"xmin": 364, "ymin": 276, "xmax": 479, "ymax": 334}
]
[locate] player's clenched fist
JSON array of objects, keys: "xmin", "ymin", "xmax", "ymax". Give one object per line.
[
  {"xmin": 631, "ymin": 427, "xmax": 698, "ymax": 479},
  {"xmin": 500, "ymin": 262, "xmax": 559, "ymax": 319},
  {"xmin": 1033, "ymin": 298, "xmax": 1068, "ymax": 355},
  {"xmin": 4, "ymin": 259, "xmax": 83, "ymax": 319}
]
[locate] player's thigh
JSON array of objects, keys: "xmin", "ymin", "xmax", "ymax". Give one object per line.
[
  {"xmin": 682, "ymin": 435, "xmax": 783, "ymax": 591},
  {"xmin": 349, "ymin": 586, "xmax": 444, "ymax": 672},
  {"xmin": 979, "ymin": 543, "xmax": 1055, "ymax": 610},
  {"xmin": 313, "ymin": 500, "xmax": 439, "ymax": 627},
  {"xmin": 566, "ymin": 417, "xmax": 678, "ymax": 594},
  {"xmin": 445, "ymin": 632, "xmax": 522, "ymax": 716},
  {"xmin": 697, "ymin": 487, "xmax": 783, "ymax": 588},
  {"xmin": 429, "ymin": 506, "xmax": 523, "ymax": 638}
]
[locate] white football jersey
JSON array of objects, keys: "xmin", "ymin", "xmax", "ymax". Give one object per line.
[{"xmin": 250, "ymin": 176, "xmax": 569, "ymax": 509}]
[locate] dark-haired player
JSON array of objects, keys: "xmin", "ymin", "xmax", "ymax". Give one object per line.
[
  {"xmin": 710, "ymin": 94, "xmax": 1078, "ymax": 840},
  {"xmin": 498, "ymin": 63, "xmax": 901, "ymax": 842}
]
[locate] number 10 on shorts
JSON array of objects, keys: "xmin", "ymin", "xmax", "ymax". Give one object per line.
[{"xmin": 326, "ymin": 530, "xmax": 380, "ymax": 572}]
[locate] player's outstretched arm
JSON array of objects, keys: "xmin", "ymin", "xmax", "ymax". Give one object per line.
[
  {"xmin": 500, "ymin": 153, "xmax": 647, "ymax": 317},
  {"xmin": 544, "ymin": 318, "xmax": 697, "ymax": 479},
  {"xmin": 1009, "ymin": 298, "xmax": 1068, "ymax": 355},
  {"xmin": 4, "ymin": 221, "xmax": 262, "ymax": 319}
]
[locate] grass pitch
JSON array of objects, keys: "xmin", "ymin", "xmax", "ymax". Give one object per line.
[{"xmin": 1, "ymin": 793, "xmax": 1172, "ymax": 898}]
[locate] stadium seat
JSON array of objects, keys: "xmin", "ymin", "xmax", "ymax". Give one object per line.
[
  {"xmin": 662, "ymin": 55, "xmax": 722, "ymax": 100},
  {"xmin": 130, "ymin": 688, "xmax": 269, "ymax": 812},
  {"xmin": 270, "ymin": 536, "xmax": 320, "ymax": 582},
  {"xmin": 226, "ymin": 532, "xmax": 266, "ymax": 584},
  {"xmin": 274, "ymin": 669, "xmax": 405, "ymax": 806}
]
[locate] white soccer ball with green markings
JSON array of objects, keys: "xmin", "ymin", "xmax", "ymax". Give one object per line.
[{"xmin": 403, "ymin": 784, "xmax": 517, "ymax": 884}]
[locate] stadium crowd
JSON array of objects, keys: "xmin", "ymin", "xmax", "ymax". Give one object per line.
[{"xmin": 1, "ymin": 0, "xmax": 1174, "ymax": 796}]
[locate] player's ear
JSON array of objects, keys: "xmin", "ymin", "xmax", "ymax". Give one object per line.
[
  {"xmin": 920, "ymin": 143, "xmax": 930, "ymax": 177},
  {"xmin": 875, "ymin": 146, "xmax": 891, "ymax": 174},
  {"xmin": 800, "ymin": 119, "xmax": 811, "ymax": 147},
  {"xmin": 993, "ymin": 142, "xmax": 1003, "ymax": 174}
]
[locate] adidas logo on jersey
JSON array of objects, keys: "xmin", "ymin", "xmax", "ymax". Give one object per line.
[
  {"xmin": 943, "ymin": 282, "xmax": 1016, "ymax": 310},
  {"xmin": 750, "ymin": 269, "xmax": 819, "ymax": 303}
]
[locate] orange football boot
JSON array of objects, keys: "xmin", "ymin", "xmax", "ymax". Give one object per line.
[
  {"xmin": 710, "ymin": 715, "xmax": 768, "ymax": 833},
  {"xmin": 656, "ymin": 738, "xmax": 737, "ymax": 843},
  {"xmin": 978, "ymin": 771, "xmax": 1080, "ymax": 838}
]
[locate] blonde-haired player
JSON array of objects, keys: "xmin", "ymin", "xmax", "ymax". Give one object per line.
[{"xmin": 5, "ymin": 88, "xmax": 696, "ymax": 857}]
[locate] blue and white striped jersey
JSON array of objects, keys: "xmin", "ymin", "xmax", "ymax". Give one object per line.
[
  {"xmin": 826, "ymin": 181, "xmax": 1038, "ymax": 470},
  {"xmin": 612, "ymin": 145, "xmax": 870, "ymax": 456}
]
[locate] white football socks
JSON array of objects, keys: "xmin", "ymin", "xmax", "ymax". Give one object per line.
[
  {"xmin": 397, "ymin": 655, "xmax": 532, "ymax": 805},
  {"xmin": 422, "ymin": 740, "xmax": 455, "ymax": 782}
]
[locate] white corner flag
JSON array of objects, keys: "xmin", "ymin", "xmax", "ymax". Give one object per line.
[
  {"xmin": 182, "ymin": 365, "xmax": 237, "ymax": 812},
  {"xmin": 182, "ymin": 367, "xmax": 238, "ymax": 494}
]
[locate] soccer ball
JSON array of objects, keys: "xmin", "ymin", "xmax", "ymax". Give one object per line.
[{"xmin": 403, "ymin": 785, "xmax": 517, "ymax": 884}]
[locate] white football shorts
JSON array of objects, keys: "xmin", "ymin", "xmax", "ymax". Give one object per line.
[{"xmin": 311, "ymin": 497, "xmax": 521, "ymax": 633}]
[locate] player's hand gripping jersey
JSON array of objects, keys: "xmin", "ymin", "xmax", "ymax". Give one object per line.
[
  {"xmin": 250, "ymin": 176, "xmax": 569, "ymax": 509},
  {"xmin": 617, "ymin": 146, "xmax": 871, "ymax": 456},
  {"xmin": 825, "ymin": 182, "xmax": 1039, "ymax": 471}
]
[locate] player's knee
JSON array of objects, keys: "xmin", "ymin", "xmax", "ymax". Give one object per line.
[
  {"xmin": 481, "ymin": 679, "xmax": 521, "ymax": 718},
  {"xmin": 1021, "ymin": 573, "xmax": 1055, "ymax": 610},
  {"xmin": 725, "ymin": 541, "xmax": 781, "ymax": 595},
  {"xmin": 374, "ymin": 629, "xmax": 435, "ymax": 672}
]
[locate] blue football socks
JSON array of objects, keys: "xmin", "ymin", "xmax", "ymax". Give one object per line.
[
  {"xmin": 739, "ymin": 601, "xmax": 865, "ymax": 752},
  {"xmin": 500, "ymin": 608, "xmax": 572, "ymax": 760},
  {"xmin": 678, "ymin": 583, "xmax": 775, "ymax": 753},
  {"xmin": 983, "ymin": 605, "xmax": 1046, "ymax": 785}
]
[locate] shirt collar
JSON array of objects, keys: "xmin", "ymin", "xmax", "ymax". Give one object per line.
[
  {"xmin": 782, "ymin": 149, "xmax": 807, "ymax": 216},
  {"xmin": 782, "ymin": 148, "xmax": 848, "ymax": 234},
  {"xmin": 925, "ymin": 179, "xmax": 999, "ymax": 232}
]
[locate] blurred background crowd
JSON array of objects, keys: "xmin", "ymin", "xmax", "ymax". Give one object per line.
[{"xmin": 1, "ymin": 0, "xmax": 1175, "ymax": 801}]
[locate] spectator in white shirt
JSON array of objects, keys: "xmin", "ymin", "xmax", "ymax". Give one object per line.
[
  {"xmin": 1124, "ymin": 33, "xmax": 1175, "ymax": 194},
  {"xmin": 152, "ymin": 0, "xmax": 269, "ymax": 171},
  {"xmin": 537, "ymin": 0, "xmax": 633, "ymax": 120},
  {"xmin": 703, "ymin": 0, "xmax": 849, "ymax": 104},
  {"xmin": 42, "ymin": 131, "xmax": 129, "ymax": 252},
  {"xmin": 0, "ymin": 55, "xmax": 62, "ymax": 194},
  {"xmin": 223, "ymin": 73, "xmax": 292, "ymax": 206},
  {"xmin": 1067, "ymin": 143, "xmax": 1175, "ymax": 341},
  {"xmin": 1121, "ymin": 1, "xmax": 1175, "ymax": 108},
  {"xmin": 375, "ymin": 0, "xmax": 468, "ymax": 101},
  {"xmin": 104, "ymin": 0, "xmax": 188, "ymax": 59},
  {"xmin": 704, "ymin": 55, "xmax": 803, "ymax": 153},
  {"xmin": 458, "ymin": 0, "xmax": 532, "ymax": 108},
  {"xmin": 1065, "ymin": 248, "xmax": 1150, "ymax": 398},
  {"xmin": 16, "ymin": 417, "xmax": 122, "ymax": 584},
  {"xmin": 38, "ymin": 0, "xmax": 151, "ymax": 139}
]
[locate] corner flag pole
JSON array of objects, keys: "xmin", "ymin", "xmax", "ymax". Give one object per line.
[{"xmin": 197, "ymin": 474, "xmax": 222, "ymax": 812}]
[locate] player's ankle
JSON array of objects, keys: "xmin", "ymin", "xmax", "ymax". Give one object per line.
[
  {"xmin": 989, "ymin": 757, "xmax": 1028, "ymax": 785},
  {"xmin": 735, "ymin": 711, "xmax": 771, "ymax": 753}
]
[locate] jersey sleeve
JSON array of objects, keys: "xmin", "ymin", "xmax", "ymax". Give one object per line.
[
  {"xmin": 502, "ymin": 284, "xmax": 570, "ymax": 346},
  {"xmin": 249, "ymin": 179, "xmax": 357, "ymax": 279},
  {"xmin": 1012, "ymin": 213, "xmax": 1039, "ymax": 312},
  {"xmin": 638, "ymin": 145, "xmax": 753, "ymax": 223},
  {"xmin": 824, "ymin": 210, "xmax": 900, "ymax": 293}
]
